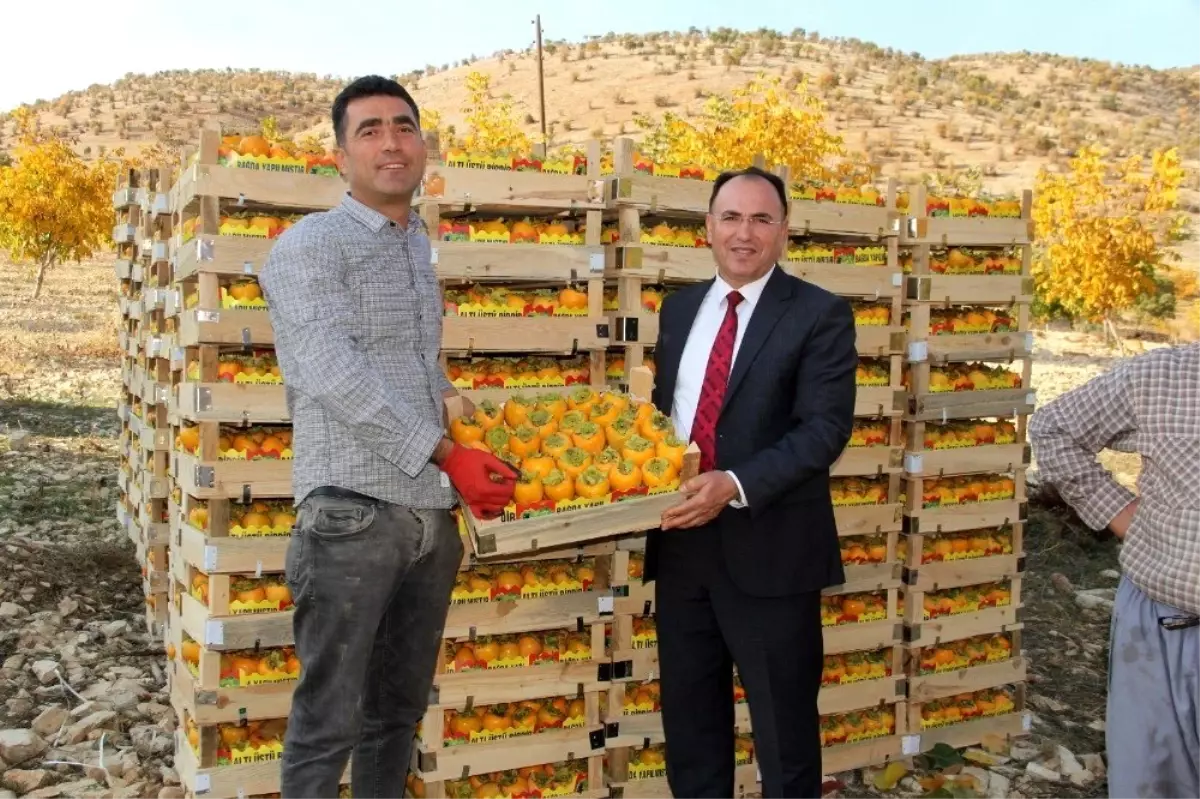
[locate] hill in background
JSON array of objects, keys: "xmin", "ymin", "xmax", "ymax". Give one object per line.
[{"xmin": 2, "ymin": 27, "xmax": 1197, "ymax": 259}]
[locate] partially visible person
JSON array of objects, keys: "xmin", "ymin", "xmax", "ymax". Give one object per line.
[
  {"xmin": 260, "ymin": 75, "xmax": 516, "ymax": 798},
  {"xmin": 1028, "ymin": 341, "xmax": 1198, "ymax": 799}
]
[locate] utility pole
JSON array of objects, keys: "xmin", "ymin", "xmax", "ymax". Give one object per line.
[{"xmin": 533, "ymin": 14, "xmax": 548, "ymax": 152}]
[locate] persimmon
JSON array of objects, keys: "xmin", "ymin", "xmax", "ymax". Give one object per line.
[
  {"xmin": 474, "ymin": 639, "xmax": 502, "ymax": 663},
  {"xmin": 176, "ymin": 426, "xmax": 200, "ymax": 453},
  {"xmin": 497, "ymin": 640, "xmax": 522, "ymax": 661},
  {"xmin": 543, "ymin": 469, "xmax": 574, "ymax": 502},
  {"xmin": 526, "ymin": 408, "xmax": 558, "ymax": 439},
  {"xmin": 541, "ymin": 432, "xmax": 570, "ymax": 459},
  {"xmin": 187, "ymin": 506, "xmax": 209, "ymax": 530},
  {"xmin": 621, "ymin": 435, "xmax": 656, "ymax": 467},
  {"xmin": 235, "ymin": 580, "xmax": 267, "ymax": 604},
  {"xmin": 216, "ymin": 361, "xmax": 242, "ymax": 382},
  {"xmin": 521, "ymin": 454, "xmax": 555, "ymax": 480},
  {"xmin": 867, "ymin": 540, "xmax": 887, "ymax": 562},
  {"xmin": 238, "ymin": 135, "xmax": 271, "ymax": 157},
  {"xmin": 567, "ymin": 698, "xmax": 586, "ymax": 720},
  {"xmin": 575, "ymin": 466, "xmax": 611, "ymax": 499},
  {"xmin": 264, "ymin": 583, "xmax": 291, "ymax": 606},
  {"xmin": 508, "ymin": 425, "xmax": 541, "ymax": 458},
  {"xmin": 566, "ymin": 385, "xmax": 598, "ymax": 415},
  {"xmin": 558, "ymin": 448, "xmax": 593, "ymax": 480},
  {"xmin": 558, "ymin": 286, "xmax": 588, "ymax": 311},
  {"xmin": 258, "ymin": 435, "xmax": 286, "ymax": 458},
  {"xmin": 481, "ymin": 710, "xmax": 511, "ymax": 732},
  {"xmin": 638, "ymin": 410, "xmax": 674, "ymax": 444},
  {"xmin": 592, "ymin": 446, "xmax": 621, "ymax": 476},
  {"xmin": 513, "ymin": 472, "xmax": 544, "ymax": 505},
  {"xmin": 473, "ymin": 401, "xmax": 503, "ymax": 431},
  {"xmin": 641, "ymin": 457, "xmax": 678, "ymax": 489},
  {"xmin": 655, "ymin": 434, "xmax": 687, "ymax": 471},
  {"xmin": 841, "ymin": 597, "xmax": 867, "ymax": 618},
  {"xmin": 604, "ymin": 416, "xmax": 636, "ymax": 450},
  {"xmin": 537, "ymin": 704, "xmax": 566, "ymax": 728},
  {"xmin": 484, "ymin": 426, "xmax": 510, "ymax": 454},
  {"xmin": 609, "ymin": 459, "xmax": 642, "ymax": 491},
  {"xmin": 503, "ymin": 394, "xmax": 536, "ymax": 427},
  {"xmin": 453, "ymin": 647, "xmax": 477, "ymax": 671},
  {"xmin": 241, "ymin": 511, "xmax": 271, "ymax": 529},
  {"xmin": 589, "ymin": 400, "xmax": 620, "ymax": 426},
  {"xmin": 559, "ymin": 409, "xmax": 587, "ymax": 434},
  {"xmin": 285, "ymin": 654, "xmax": 301, "ymax": 674},
  {"xmin": 517, "ymin": 635, "xmax": 543, "ymax": 659},
  {"xmin": 450, "ymin": 714, "xmax": 483, "ymax": 737},
  {"xmin": 181, "ymin": 640, "xmax": 201, "ymax": 664},
  {"xmin": 536, "ymin": 392, "xmax": 567, "ymax": 421},
  {"xmin": 575, "ymin": 564, "xmax": 595, "ymax": 584},
  {"xmin": 571, "ymin": 421, "xmax": 605, "ymax": 455}
]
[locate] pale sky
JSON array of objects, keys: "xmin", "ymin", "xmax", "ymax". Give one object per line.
[{"xmin": 2, "ymin": 0, "xmax": 1197, "ymax": 111}]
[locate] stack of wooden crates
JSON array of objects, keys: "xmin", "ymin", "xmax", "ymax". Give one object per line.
[{"xmin": 110, "ymin": 124, "xmax": 1033, "ymax": 798}]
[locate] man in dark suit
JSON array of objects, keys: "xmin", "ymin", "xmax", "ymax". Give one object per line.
[{"xmin": 646, "ymin": 166, "xmax": 859, "ymax": 798}]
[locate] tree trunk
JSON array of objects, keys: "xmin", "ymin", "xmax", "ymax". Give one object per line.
[{"xmin": 31, "ymin": 254, "xmax": 54, "ymax": 300}]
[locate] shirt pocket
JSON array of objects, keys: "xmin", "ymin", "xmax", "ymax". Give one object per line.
[{"xmin": 355, "ymin": 270, "xmax": 422, "ymax": 346}]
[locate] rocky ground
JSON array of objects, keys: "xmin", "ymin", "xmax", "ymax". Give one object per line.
[{"xmin": 0, "ymin": 257, "xmax": 1169, "ymax": 798}]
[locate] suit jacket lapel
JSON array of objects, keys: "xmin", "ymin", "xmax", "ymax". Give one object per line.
[
  {"xmin": 655, "ymin": 279, "xmax": 711, "ymax": 411},
  {"xmin": 721, "ymin": 266, "xmax": 795, "ymax": 412}
]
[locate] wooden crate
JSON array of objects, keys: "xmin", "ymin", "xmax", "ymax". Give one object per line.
[
  {"xmin": 899, "ymin": 186, "xmax": 1032, "ymax": 247},
  {"xmin": 903, "ymin": 575, "xmax": 1024, "ymax": 650},
  {"xmin": 168, "ymin": 631, "xmax": 298, "ymax": 726},
  {"xmin": 406, "ymin": 755, "xmax": 605, "ymax": 799},
  {"xmin": 905, "ymin": 682, "xmax": 1030, "ymax": 753},
  {"xmin": 171, "ymin": 560, "xmax": 294, "ymax": 652},
  {"xmin": 901, "ymin": 470, "xmax": 1028, "ymax": 537},
  {"xmin": 903, "ymin": 418, "xmax": 1031, "ymax": 480},
  {"xmin": 905, "ymin": 628, "xmax": 1027, "ymax": 706},
  {"xmin": 605, "ymin": 739, "xmax": 759, "ymax": 799},
  {"xmin": 412, "ymin": 689, "xmax": 606, "ymax": 783}
]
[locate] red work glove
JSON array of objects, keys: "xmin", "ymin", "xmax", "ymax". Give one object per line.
[{"xmin": 441, "ymin": 444, "xmax": 518, "ymax": 518}]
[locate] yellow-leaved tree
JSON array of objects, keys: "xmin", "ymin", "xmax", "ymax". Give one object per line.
[
  {"xmin": 1032, "ymin": 144, "xmax": 1188, "ymax": 339},
  {"xmin": 0, "ymin": 108, "xmax": 124, "ymax": 299},
  {"xmin": 459, "ymin": 71, "xmax": 532, "ymax": 155},
  {"xmin": 634, "ymin": 73, "xmax": 846, "ymax": 179}
]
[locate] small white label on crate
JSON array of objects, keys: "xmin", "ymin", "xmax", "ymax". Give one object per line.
[
  {"xmin": 194, "ymin": 774, "xmax": 211, "ymax": 794},
  {"xmin": 204, "ymin": 620, "xmax": 224, "ymax": 647},
  {"xmin": 905, "ymin": 453, "xmax": 924, "ymax": 474},
  {"xmin": 891, "ymin": 271, "xmax": 903, "ymax": 287},
  {"xmin": 907, "ymin": 341, "xmax": 928, "ymax": 362},
  {"xmin": 589, "ymin": 252, "xmax": 605, "ymax": 274},
  {"xmin": 203, "ymin": 545, "xmax": 219, "ymax": 572},
  {"xmin": 430, "ymin": 247, "xmax": 439, "ymax": 265},
  {"xmin": 1022, "ymin": 712, "xmax": 1033, "ymax": 732},
  {"xmin": 153, "ymin": 193, "xmax": 170, "ymax": 215},
  {"xmin": 1023, "ymin": 332, "xmax": 1034, "ymax": 353},
  {"xmin": 902, "ymin": 734, "xmax": 921, "ymax": 755},
  {"xmin": 1025, "ymin": 392, "xmax": 1035, "ymax": 407},
  {"xmin": 152, "ymin": 241, "xmax": 168, "ymax": 262},
  {"xmin": 597, "ymin": 595, "xmax": 614, "ymax": 614}
]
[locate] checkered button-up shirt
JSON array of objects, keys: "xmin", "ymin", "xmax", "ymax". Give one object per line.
[
  {"xmin": 259, "ymin": 193, "xmax": 456, "ymax": 510},
  {"xmin": 1029, "ymin": 342, "xmax": 1200, "ymax": 616}
]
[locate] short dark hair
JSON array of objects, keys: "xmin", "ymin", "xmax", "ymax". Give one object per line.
[
  {"xmin": 332, "ymin": 75, "xmax": 421, "ymax": 146},
  {"xmin": 708, "ymin": 166, "xmax": 789, "ymax": 218}
]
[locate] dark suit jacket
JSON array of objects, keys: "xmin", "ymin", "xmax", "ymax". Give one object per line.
[{"xmin": 644, "ymin": 266, "xmax": 859, "ymax": 598}]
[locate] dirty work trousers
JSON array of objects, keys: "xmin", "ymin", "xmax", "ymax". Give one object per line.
[
  {"xmin": 278, "ymin": 491, "xmax": 463, "ymax": 799},
  {"xmin": 1106, "ymin": 574, "xmax": 1199, "ymax": 799}
]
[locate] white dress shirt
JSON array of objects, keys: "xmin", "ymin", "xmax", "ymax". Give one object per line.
[{"xmin": 670, "ymin": 265, "xmax": 776, "ymax": 508}]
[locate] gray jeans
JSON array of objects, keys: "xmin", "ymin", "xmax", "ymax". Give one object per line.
[
  {"xmin": 1107, "ymin": 574, "xmax": 1199, "ymax": 799},
  {"xmin": 279, "ymin": 491, "xmax": 463, "ymax": 798}
]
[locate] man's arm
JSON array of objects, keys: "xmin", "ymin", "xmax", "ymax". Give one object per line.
[
  {"xmin": 733, "ymin": 296, "xmax": 858, "ymax": 512},
  {"xmin": 1027, "ymin": 363, "xmax": 1138, "ymax": 532},
  {"xmin": 260, "ymin": 228, "xmax": 449, "ymax": 477}
]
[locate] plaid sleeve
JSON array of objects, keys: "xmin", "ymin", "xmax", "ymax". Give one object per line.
[
  {"xmin": 260, "ymin": 224, "xmax": 445, "ymax": 478},
  {"xmin": 1028, "ymin": 362, "xmax": 1139, "ymax": 531}
]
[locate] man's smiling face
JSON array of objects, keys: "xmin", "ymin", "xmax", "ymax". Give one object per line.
[{"xmin": 335, "ymin": 94, "xmax": 427, "ymax": 204}]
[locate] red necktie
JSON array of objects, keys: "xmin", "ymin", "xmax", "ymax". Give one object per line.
[{"xmin": 691, "ymin": 290, "xmax": 743, "ymax": 472}]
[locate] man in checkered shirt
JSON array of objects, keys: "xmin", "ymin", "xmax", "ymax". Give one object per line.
[
  {"xmin": 259, "ymin": 76, "xmax": 517, "ymax": 798},
  {"xmin": 1029, "ymin": 341, "xmax": 1198, "ymax": 799}
]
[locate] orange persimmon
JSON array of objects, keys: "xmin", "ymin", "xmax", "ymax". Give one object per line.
[
  {"xmin": 522, "ymin": 454, "xmax": 556, "ymax": 480},
  {"xmin": 536, "ymin": 392, "xmax": 567, "ymax": 421},
  {"xmin": 608, "ymin": 459, "xmax": 642, "ymax": 491},
  {"xmin": 592, "ymin": 446, "xmax": 621, "ymax": 476},
  {"xmin": 508, "ymin": 424, "xmax": 541, "ymax": 458},
  {"xmin": 605, "ymin": 416, "xmax": 636, "ymax": 450},
  {"xmin": 514, "ymin": 472, "xmax": 544, "ymax": 505},
  {"xmin": 589, "ymin": 399, "xmax": 621, "ymax": 426},
  {"xmin": 566, "ymin": 385, "xmax": 598, "ymax": 415},
  {"xmin": 484, "ymin": 426, "xmax": 510, "ymax": 454},
  {"xmin": 575, "ymin": 466, "xmax": 611, "ymax": 499},
  {"xmin": 621, "ymin": 434, "xmax": 656, "ymax": 467},
  {"xmin": 559, "ymin": 285, "xmax": 589, "ymax": 310},
  {"xmin": 655, "ymin": 434, "xmax": 687, "ymax": 471},
  {"xmin": 542, "ymin": 432, "xmax": 571, "ymax": 459},
  {"xmin": 527, "ymin": 408, "xmax": 558, "ymax": 439},
  {"xmin": 557, "ymin": 447, "xmax": 593, "ymax": 480},
  {"xmin": 473, "ymin": 400, "xmax": 504, "ymax": 431},
  {"xmin": 543, "ymin": 469, "xmax": 574, "ymax": 502},
  {"xmin": 503, "ymin": 394, "xmax": 536, "ymax": 428},
  {"xmin": 571, "ymin": 421, "xmax": 606, "ymax": 455},
  {"xmin": 641, "ymin": 457, "xmax": 678, "ymax": 489},
  {"xmin": 449, "ymin": 416, "xmax": 485, "ymax": 446},
  {"xmin": 638, "ymin": 410, "xmax": 674, "ymax": 444},
  {"xmin": 559, "ymin": 409, "xmax": 587, "ymax": 434}
]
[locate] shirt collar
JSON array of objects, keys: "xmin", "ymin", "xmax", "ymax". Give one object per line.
[
  {"xmin": 711, "ymin": 264, "xmax": 775, "ymax": 310},
  {"xmin": 339, "ymin": 191, "xmax": 425, "ymax": 235}
]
